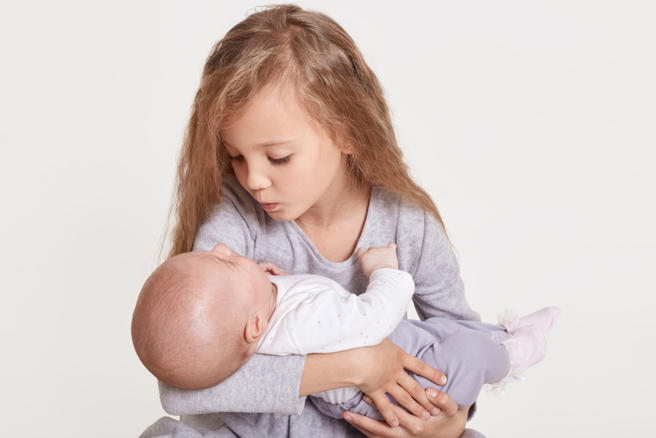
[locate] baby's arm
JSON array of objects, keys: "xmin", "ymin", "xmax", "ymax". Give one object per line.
[
  {"xmin": 357, "ymin": 243, "xmax": 399, "ymax": 277},
  {"xmin": 258, "ymin": 244, "xmax": 413, "ymax": 356}
]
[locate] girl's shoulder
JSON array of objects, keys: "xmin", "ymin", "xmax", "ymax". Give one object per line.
[
  {"xmin": 368, "ymin": 187, "xmax": 450, "ymax": 270},
  {"xmin": 369, "ymin": 187, "xmax": 444, "ymax": 240}
]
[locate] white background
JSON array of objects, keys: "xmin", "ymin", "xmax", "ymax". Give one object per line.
[{"xmin": 1, "ymin": 1, "xmax": 654, "ymax": 437}]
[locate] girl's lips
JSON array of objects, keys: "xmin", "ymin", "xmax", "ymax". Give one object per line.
[{"xmin": 260, "ymin": 202, "xmax": 277, "ymax": 211}]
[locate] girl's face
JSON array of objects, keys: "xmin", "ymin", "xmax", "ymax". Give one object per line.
[{"xmin": 219, "ymin": 86, "xmax": 351, "ymax": 222}]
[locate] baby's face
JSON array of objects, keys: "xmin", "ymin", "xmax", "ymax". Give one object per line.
[{"xmin": 201, "ymin": 243, "xmax": 273, "ymax": 315}]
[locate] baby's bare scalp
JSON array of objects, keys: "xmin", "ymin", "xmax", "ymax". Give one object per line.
[{"xmin": 132, "ymin": 254, "xmax": 252, "ymax": 389}]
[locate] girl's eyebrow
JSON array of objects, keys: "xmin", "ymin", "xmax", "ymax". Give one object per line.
[
  {"xmin": 223, "ymin": 140, "xmax": 292, "ymax": 149},
  {"xmin": 258, "ymin": 141, "xmax": 293, "ymax": 148}
]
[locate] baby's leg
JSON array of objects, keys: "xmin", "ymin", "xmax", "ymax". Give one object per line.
[
  {"xmin": 409, "ymin": 327, "xmax": 510, "ymax": 409},
  {"xmin": 402, "ymin": 311, "xmax": 560, "ymax": 407},
  {"xmin": 312, "ymin": 319, "xmax": 510, "ymax": 421},
  {"xmin": 313, "ymin": 311, "xmax": 558, "ymax": 421}
]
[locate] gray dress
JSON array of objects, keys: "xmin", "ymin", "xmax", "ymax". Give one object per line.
[{"xmin": 140, "ymin": 175, "xmax": 485, "ymax": 438}]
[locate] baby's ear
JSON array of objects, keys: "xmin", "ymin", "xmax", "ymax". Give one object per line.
[{"xmin": 244, "ymin": 313, "xmax": 267, "ymax": 345}]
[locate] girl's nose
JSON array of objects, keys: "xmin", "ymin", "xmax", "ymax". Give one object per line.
[{"xmin": 246, "ymin": 164, "xmax": 272, "ymax": 191}]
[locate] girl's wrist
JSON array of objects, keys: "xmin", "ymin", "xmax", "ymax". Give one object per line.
[{"xmin": 299, "ymin": 349, "xmax": 362, "ymax": 397}]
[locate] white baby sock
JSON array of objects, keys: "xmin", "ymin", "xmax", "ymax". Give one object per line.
[
  {"xmin": 487, "ymin": 307, "xmax": 560, "ymax": 395},
  {"xmin": 499, "ymin": 306, "xmax": 561, "ymax": 335}
]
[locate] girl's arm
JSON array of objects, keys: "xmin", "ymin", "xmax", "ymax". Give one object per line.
[
  {"xmin": 160, "ymin": 340, "xmax": 448, "ymax": 419},
  {"xmin": 301, "ymin": 338, "xmax": 448, "ymax": 426},
  {"xmin": 160, "ymin": 353, "xmax": 306, "ymax": 415}
]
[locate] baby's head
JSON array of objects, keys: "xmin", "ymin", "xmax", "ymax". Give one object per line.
[{"xmin": 131, "ymin": 244, "xmax": 274, "ymax": 389}]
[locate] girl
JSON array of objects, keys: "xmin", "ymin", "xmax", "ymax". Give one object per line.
[{"xmin": 146, "ymin": 4, "xmax": 482, "ymax": 438}]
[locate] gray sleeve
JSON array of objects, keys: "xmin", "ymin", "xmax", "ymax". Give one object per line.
[
  {"xmin": 159, "ymin": 353, "xmax": 307, "ymax": 416},
  {"xmin": 159, "ymin": 179, "xmax": 308, "ymax": 416},
  {"xmin": 410, "ymin": 211, "xmax": 481, "ymax": 322}
]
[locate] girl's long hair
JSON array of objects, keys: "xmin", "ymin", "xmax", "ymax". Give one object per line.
[{"xmin": 168, "ymin": 4, "xmax": 448, "ymax": 258}]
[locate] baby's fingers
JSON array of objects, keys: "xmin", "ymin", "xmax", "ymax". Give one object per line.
[{"xmin": 367, "ymin": 392, "xmax": 399, "ymax": 427}]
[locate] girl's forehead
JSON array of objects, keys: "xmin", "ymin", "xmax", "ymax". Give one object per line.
[
  {"xmin": 220, "ymin": 89, "xmax": 314, "ymax": 145},
  {"xmin": 247, "ymin": 84, "xmax": 305, "ymax": 119}
]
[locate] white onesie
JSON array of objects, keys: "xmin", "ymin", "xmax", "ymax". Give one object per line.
[{"xmin": 256, "ymin": 268, "xmax": 414, "ymax": 403}]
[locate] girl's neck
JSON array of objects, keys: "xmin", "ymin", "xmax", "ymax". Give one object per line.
[
  {"xmin": 295, "ymin": 180, "xmax": 369, "ymax": 228},
  {"xmin": 295, "ymin": 183, "xmax": 371, "ymax": 263}
]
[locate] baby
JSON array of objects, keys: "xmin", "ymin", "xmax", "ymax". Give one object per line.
[{"xmin": 131, "ymin": 243, "xmax": 559, "ymax": 421}]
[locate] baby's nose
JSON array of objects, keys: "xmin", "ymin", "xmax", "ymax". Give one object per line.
[{"xmin": 212, "ymin": 243, "xmax": 234, "ymax": 256}]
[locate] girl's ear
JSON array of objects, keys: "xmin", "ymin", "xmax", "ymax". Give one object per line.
[
  {"xmin": 341, "ymin": 143, "xmax": 354, "ymax": 155},
  {"xmin": 244, "ymin": 312, "xmax": 268, "ymax": 345}
]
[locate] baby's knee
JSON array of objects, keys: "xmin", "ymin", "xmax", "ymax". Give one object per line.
[
  {"xmin": 418, "ymin": 330, "xmax": 509, "ymax": 408},
  {"xmin": 448, "ymin": 330, "xmax": 509, "ymax": 379},
  {"xmin": 438, "ymin": 330, "xmax": 496, "ymax": 363}
]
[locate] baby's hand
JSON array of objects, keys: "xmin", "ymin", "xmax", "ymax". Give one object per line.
[
  {"xmin": 258, "ymin": 261, "xmax": 288, "ymax": 276},
  {"xmin": 357, "ymin": 243, "xmax": 398, "ymax": 278}
]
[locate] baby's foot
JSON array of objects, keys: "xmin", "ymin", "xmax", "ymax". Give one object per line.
[
  {"xmin": 487, "ymin": 324, "xmax": 549, "ymax": 394},
  {"xmin": 512, "ymin": 324, "xmax": 548, "ymax": 368},
  {"xmin": 499, "ymin": 307, "xmax": 560, "ymax": 335}
]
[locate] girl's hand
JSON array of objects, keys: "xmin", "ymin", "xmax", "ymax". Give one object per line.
[
  {"xmin": 344, "ymin": 392, "xmax": 468, "ymax": 438},
  {"xmin": 257, "ymin": 261, "xmax": 288, "ymax": 276},
  {"xmin": 352, "ymin": 338, "xmax": 447, "ymax": 428}
]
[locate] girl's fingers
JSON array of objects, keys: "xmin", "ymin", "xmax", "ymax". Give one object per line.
[
  {"xmin": 401, "ymin": 352, "xmax": 447, "ymax": 387},
  {"xmin": 388, "ymin": 403, "xmax": 434, "ymax": 436},
  {"xmin": 343, "ymin": 410, "xmax": 397, "ymax": 438},
  {"xmin": 367, "ymin": 392, "xmax": 399, "ymax": 428},
  {"xmin": 426, "ymin": 388, "xmax": 458, "ymax": 416},
  {"xmin": 394, "ymin": 401, "xmax": 469, "ymax": 437},
  {"xmin": 395, "ymin": 372, "xmax": 440, "ymax": 416},
  {"xmin": 385, "ymin": 384, "xmax": 431, "ymax": 421}
]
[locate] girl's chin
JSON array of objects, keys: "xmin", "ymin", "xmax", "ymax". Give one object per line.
[
  {"xmin": 264, "ymin": 209, "xmax": 294, "ymax": 222},
  {"xmin": 266, "ymin": 206, "xmax": 312, "ymax": 223}
]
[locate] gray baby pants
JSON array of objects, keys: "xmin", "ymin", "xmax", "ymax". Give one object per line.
[{"xmin": 311, "ymin": 318, "xmax": 510, "ymax": 420}]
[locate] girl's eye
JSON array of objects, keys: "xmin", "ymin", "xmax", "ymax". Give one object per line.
[
  {"xmin": 269, "ymin": 155, "xmax": 291, "ymax": 165},
  {"xmin": 228, "ymin": 155, "xmax": 243, "ymax": 163}
]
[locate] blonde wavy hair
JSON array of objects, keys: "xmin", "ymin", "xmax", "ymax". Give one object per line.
[{"xmin": 168, "ymin": 4, "xmax": 447, "ymax": 258}]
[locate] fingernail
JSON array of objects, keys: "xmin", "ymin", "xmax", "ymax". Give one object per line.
[
  {"xmin": 422, "ymin": 410, "xmax": 430, "ymax": 420},
  {"xmin": 345, "ymin": 415, "xmax": 352, "ymax": 422},
  {"xmin": 440, "ymin": 375, "xmax": 447, "ymax": 385},
  {"xmin": 427, "ymin": 388, "xmax": 437, "ymax": 399},
  {"xmin": 432, "ymin": 408, "xmax": 441, "ymax": 416},
  {"xmin": 363, "ymin": 395, "xmax": 371, "ymax": 403},
  {"xmin": 392, "ymin": 421, "xmax": 399, "ymax": 427}
]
